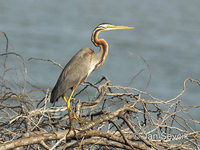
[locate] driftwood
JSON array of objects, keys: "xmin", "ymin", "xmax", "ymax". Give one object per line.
[{"xmin": 0, "ymin": 31, "xmax": 200, "ymax": 150}]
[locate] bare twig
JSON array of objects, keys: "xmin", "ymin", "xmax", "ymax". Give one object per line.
[{"xmin": 0, "ymin": 32, "xmax": 199, "ymax": 150}]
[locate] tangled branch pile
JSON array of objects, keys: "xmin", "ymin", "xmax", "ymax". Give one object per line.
[{"xmin": 0, "ymin": 32, "xmax": 200, "ymax": 150}]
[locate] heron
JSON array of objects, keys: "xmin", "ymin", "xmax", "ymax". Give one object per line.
[{"xmin": 50, "ymin": 23, "xmax": 133, "ymax": 123}]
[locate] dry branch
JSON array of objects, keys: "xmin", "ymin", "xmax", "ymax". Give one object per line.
[{"xmin": 0, "ymin": 32, "xmax": 200, "ymax": 150}]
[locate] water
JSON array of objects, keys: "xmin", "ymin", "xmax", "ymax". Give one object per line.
[{"xmin": 0, "ymin": 0, "xmax": 200, "ymax": 108}]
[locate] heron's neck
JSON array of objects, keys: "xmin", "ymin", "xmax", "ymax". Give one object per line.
[{"xmin": 92, "ymin": 29, "xmax": 109, "ymax": 70}]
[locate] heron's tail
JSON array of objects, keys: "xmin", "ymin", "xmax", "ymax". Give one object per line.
[{"xmin": 50, "ymin": 90, "xmax": 58, "ymax": 103}]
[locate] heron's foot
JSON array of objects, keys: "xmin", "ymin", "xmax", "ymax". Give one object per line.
[
  {"xmin": 72, "ymin": 114, "xmax": 84, "ymax": 123},
  {"xmin": 62, "ymin": 94, "xmax": 87, "ymax": 123},
  {"xmin": 69, "ymin": 108, "xmax": 86, "ymax": 123}
]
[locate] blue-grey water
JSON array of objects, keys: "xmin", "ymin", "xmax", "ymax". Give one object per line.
[{"xmin": 0, "ymin": 0, "xmax": 199, "ymax": 109}]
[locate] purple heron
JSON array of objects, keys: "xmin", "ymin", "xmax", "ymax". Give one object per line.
[{"xmin": 50, "ymin": 23, "xmax": 133, "ymax": 122}]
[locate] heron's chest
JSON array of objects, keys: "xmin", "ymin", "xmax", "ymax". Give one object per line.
[{"xmin": 87, "ymin": 61, "xmax": 96, "ymax": 77}]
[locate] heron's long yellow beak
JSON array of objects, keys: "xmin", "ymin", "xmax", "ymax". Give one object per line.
[
  {"xmin": 113, "ymin": 25, "xmax": 134, "ymax": 30},
  {"xmin": 108, "ymin": 25, "xmax": 134, "ymax": 30}
]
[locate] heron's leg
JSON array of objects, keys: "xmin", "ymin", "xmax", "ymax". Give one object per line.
[
  {"xmin": 62, "ymin": 89, "xmax": 83, "ymax": 123},
  {"xmin": 62, "ymin": 94, "xmax": 72, "ymax": 123}
]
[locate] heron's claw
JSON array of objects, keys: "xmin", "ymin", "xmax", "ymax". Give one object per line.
[{"xmin": 69, "ymin": 107, "xmax": 85, "ymax": 123}]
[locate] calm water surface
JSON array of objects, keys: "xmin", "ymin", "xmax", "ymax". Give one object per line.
[{"xmin": 0, "ymin": 1, "xmax": 200, "ymax": 110}]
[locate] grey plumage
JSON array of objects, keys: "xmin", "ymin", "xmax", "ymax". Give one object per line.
[{"xmin": 50, "ymin": 47, "xmax": 99, "ymax": 103}]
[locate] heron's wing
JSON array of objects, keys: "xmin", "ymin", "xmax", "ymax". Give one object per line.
[{"xmin": 50, "ymin": 47, "xmax": 94, "ymax": 102}]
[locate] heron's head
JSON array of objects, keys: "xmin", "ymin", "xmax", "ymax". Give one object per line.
[{"xmin": 96, "ymin": 23, "xmax": 134, "ymax": 31}]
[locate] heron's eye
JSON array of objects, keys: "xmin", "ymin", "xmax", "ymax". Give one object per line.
[
  {"xmin": 98, "ymin": 23, "xmax": 112, "ymax": 29},
  {"xmin": 99, "ymin": 25, "xmax": 106, "ymax": 28}
]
